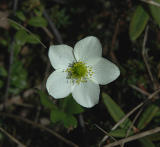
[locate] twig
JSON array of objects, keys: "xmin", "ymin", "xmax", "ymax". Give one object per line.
[
  {"xmin": 78, "ymin": 114, "xmax": 88, "ymax": 147},
  {"xmin": 100, "ymin": 88, "xmax": 160, "ymax": 145},
  {"xmin": 4, "ymin": 0, "xmax": 18, "ymax": 108},
  {"xmin": 43, "ymin": 9, "xmax": 63, "ymax": 44},
  {"xmin": 121, "ymin": 108, "xmax": 143, "ymax": 147},
  {"xmin": 13, "ymin": 0, "xmax": 18, "ymax": 12},
  {"xmin": 104, "ymin": 127, "xmax": 160, "ymax": 147},
  {"xmin": 100, "ymin": 102, "xmax": 143, "ymax": 146},
  {"xmin": 4, "ymin": 41, "xmax": 14, "ymax": 107},
  {"xmin": 42, "ymin": 27, "xmax": 54, "ymax": 40},
  {"xmin": 78, "ymin": 114, "xmax": 86, "ymax": 134},
  {"xmin": 111, "ymin": 19, "xmax": 120, "ymax": 51},
  {"xmin": 0, "ymin": 127, "xmax": 26, "ymax": 147},
  {"xmin": 142, "ymin": 26, "xmax": 158, "ymax": 90},
  {"xmin": 8, "ymin": 18, "xmax": 47, "ymax": 48},
  {"xmin": 129, "ymin": 84, "xmax": 150, "ymax": 96},
  {"xmin": 0, "ymin": 112, "xmax": 78, "ymax": 147},
  {"xmin": 94, "ymin": 124, "xmax": 117, "ymax": 142},
  {"xmin": 141, "ymin": 0, "xmax": 160, "ymax": 8},
  {"xmin": 114, "ymin": 88, "xmax": 160, "ymax": 129},
  {"xmin": 109, "ymin": 19, "xmax": 120, "ymax": 65}
]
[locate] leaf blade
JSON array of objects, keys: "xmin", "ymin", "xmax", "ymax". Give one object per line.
[
  {"xmin": 102, "ymin": 93, "xmax": 132, "ymax": 129},
  {"xmin": 129, "ymin": 5, "xmax": 149, "ymax": 41}
]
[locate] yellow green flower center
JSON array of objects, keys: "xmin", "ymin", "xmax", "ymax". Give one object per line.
[
  {"xmin": 66, "ymin": 61, "xmax": 93, "ymax": 84},
  {"xmin": 71, "ymin": 62, "xmax": 87, "ymax": 78}
]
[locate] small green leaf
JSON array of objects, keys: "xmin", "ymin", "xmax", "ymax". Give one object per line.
[
  {"xmin": 102, "ymin": 93, "xmax": 132, "ymax": 129},
  {"xmin": 129, "ymin": 5, "xmax": 149, "ymax": 41},
  {"xmin": 50, "ymin": 109, "xmax": 66, "ymax": 123},
  {"xmin": 137, "ymin": 104, "xmax": 159, "ymax": 130},
  {"xmin": 63, "ymin": 114, "xmax": 77, "ymax": 128},
  {"xmin": 139, "ymin": 137, "xmax": 155, "ymax": 147},
  {"xmin": 15, "ymin": 29, "xmax": 28, "ymax": 45},
  {"xmin": 109, "ymin": 129, "xmax": 132, "ymax": 138},
  {"xmin": 0, "ymin": 39, "xmax": 8, "ymax": 46},
  {"xmin": 16, "ymin": 11, "xmax": 26, "ymax": 21},
  {"xmin": 50, "ymin": 110, "xmax": 77, "ymax": 128},
  {"xmin": 26, "ymin": 34, "xmax": 40, "ymax": 44},
  {"xmin": 60, "ymin": 95, "xmax": 84, "ymax": 114},
  {"xmin": 10, "ymin": 60, "xmax": 27, "ymax": 94},
  {"xmin": 149, "ymin": 0, "xmax": 160, "ymax": 26},
  {"xmin": 28, "ymin": 16, "xmax": 47, "ymax": 27},
  {"xmin": 38, "ymin": 90, "xmax": 57, "ymax": 110}
]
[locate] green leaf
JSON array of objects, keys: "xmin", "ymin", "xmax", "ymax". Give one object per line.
[
  {"xmin": 137, "ymin": 104, "xmax": 159, "ymax": 130},
  {"xmin": 28, "ymin": 16, "xmax": 47, "ymax": 27},
  {"xmin": 63, "ymin": 114, "xmax": 77, "ymax": 128},
  {"xmin": 15, "ymin": 29, "xmax": 28, "ymax": 46},
  {"xmin": 50, "ymin": 109, "xmax": 66, "ymax": 123},
  {"xmin": 10, "ymin": 60, "xmax": 27, "ymax": 94},
  {"xmin": 38, "ymin": 90, "xmax": 57, "ymax": 110},
  {"xmin": 139, "ymin": 138, "xmax": 155, "ymax": 147},
  {"xmin": 109, "ymin": 129, "xmax": 132, "ymax": 138},
  {"xmin": 149, "ymin": 0, "xmax": 160, "ymax": 26},
  {"xmin": 10, "ymin": 20, "xmax": 21, "ymax": 30},
  {"xmin": 0, "ymin": 38, "xmax": 8, "ymax": 46},
  {"xmin": 60, "ymin": 95, "xmax": 84, "ymax": 114},
  {"xmin": 129, "ymin": 5, "xmax": 149, "ymax": 41},
  {"xmin": 50, "ymin": 110, "xmax": 77, "ymax": 128},
  {"xmin": 16, "ymin": 11, "xmax": 26, "ymax": 21},
  {"xmin": 102, "ymin": 93, "xmax": 132, "ymax": 129},
  {"xmin": 26, "ymin": 34, "xmax": 40, "ymax": 44}
]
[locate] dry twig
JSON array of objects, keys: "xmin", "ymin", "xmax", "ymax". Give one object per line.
[
  {"xmin": 43, "ymin": 9, "xmax": 63, "ymax": 44},
  {"xmin": 104, "ymin": 127, "xmax": 160, "ymax": 147},
  {"xmin": 142, "ymin": 26, "xmax": 158, "ymax": 90},
  {"xmin": 100, "ymin": 89, "xmax": 160, "ymax": 145},
  {"xmin": 0, "ymin": 127, "xmax": 26, "ymax": 147},
  {"xmin": 141, "ymin": 0, "xmax": 160, "ymax": 7},
  {"xmin": 129, "ymin": 84, "xmax": 150, "ymax": 96},
  {"xmin": 0, "ymin": 112, "xmax": 78, "ymax": 147}
]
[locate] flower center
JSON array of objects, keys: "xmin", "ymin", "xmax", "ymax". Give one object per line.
[
  {"xmin": 66, "ymin": 61, "xmax": 93, "ymax": 84},
  {"xmin": 72, "ymin": 62, "xmax": 87, "ymax": 78}
]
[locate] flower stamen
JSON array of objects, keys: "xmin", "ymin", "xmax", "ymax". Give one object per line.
[{"xmin": 66, "ymin": 61, "xmax": 93, "ymax": 84}]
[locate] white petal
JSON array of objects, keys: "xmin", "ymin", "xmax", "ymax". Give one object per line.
[
  {"xmin": 46, "ymin": 70, "xmax": 73, "ymax": 98},
  {"xmin": 72, "ymin": 80, "xmax": 100, "ymax": 108},
  {"xmin": 90, "ymin": 57, "xmax": 120, "ymax": 85},
  {"xmin": 49, "ymin": 45, "xmax": 75, "ymax": 69},
  {"xmin": 74, "ymin": 36, "xmax": 102, "ymax": 63}
]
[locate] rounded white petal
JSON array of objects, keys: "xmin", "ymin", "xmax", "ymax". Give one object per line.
[
  {"xmin": 74, "ymin": 36, "xmax": 102, "ymax": 63},
  {"xmin": 46, "ymin": 70, "xmax": 73, "ymax": 98},
  {"xmin": 49, "ymin": 45, "xmax": 75, "ymax": 69},
  {"xmin": 90, "ymin": 57, "xmax": 120, "ymax": 85},
  {"xmin": 72, "ymin": 80, "xmax": 100, "ymax": 108}
]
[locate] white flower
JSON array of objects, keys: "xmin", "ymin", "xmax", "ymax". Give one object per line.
[{"xmin": 46, "ymin": 36, "xmax": 120, "ymax": 108}]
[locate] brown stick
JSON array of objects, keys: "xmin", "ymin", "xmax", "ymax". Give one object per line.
[
  {"xmin": 129, "ymin": 84, "xmax": 150, "ymax": 96},
  {"xmin": 104, "ymin": 127, "xmax": 160, "ymax": 147},
  {"xmin": 0, "ymin": 112, "xmax": 79, "ymax": 147},
  {"xmin": 100, "ymin": 89, "xmax": 160, "ymax": 145},
  {"xmin": 0, "ymin": 127, "xmax": 26, "ymax": 147},
  {"xmin": 141, "ymin": 0, "xmax": 160, "ymax": 7},
  {"xmin": 142, "ymin": 26, "xmax": 158, "ymax": 90}
]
